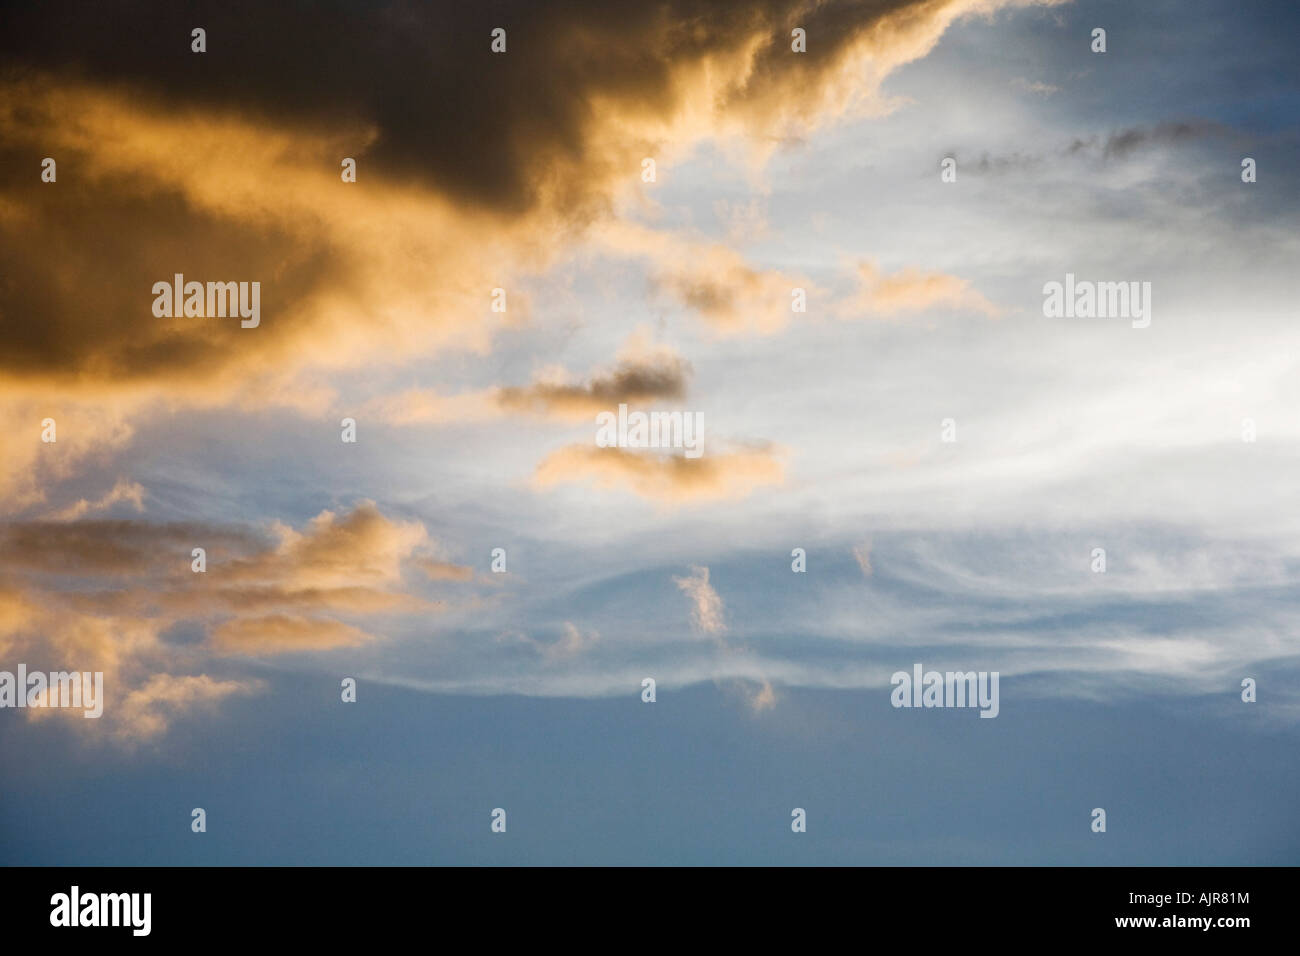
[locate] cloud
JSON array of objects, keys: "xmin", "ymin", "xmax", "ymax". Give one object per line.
[
  {"xmin": 1095, "ymin": 121, "xmax": 1222, "ymax": 160},
  {"xmin": 496, "ymin": 350, "xmax": 691, "ymax": 420},
  {"xmin": 0, "ymin": 0, "xmax": 1093, "ymax": 737},
  {"xmin": 714, "ymin": 198, "xmax": 771, "ymax": 243},
  {"xmin": 0, "ymin": 519, "xmax": 255, "ymax": 578},
  {"xmin": 0, "ymin": 588, "xmax": 36, "ymax": 657},
  {"xmin": 837, "ymin": 260, "xmax": 1001, "ymax": 318},
  {"xmin": 413, "ymin": 558, "xmax": 475, "ymax": 582},
  {"xmin": 49, "ymin": 479, "xmax": 146, "ymax": 522},
  {"xmin": 741, "ymin": 678, "xmax": 777, "ymax": 712},
  {"xmin": 211, "ymin": 615, "xmax": 375, "ymax": 655},
  {"xmin": 114, "ymin": 673, "xmax": 262, "ymax": 742},
  {"xmin": 957, "ymin": 120, "xmax": 1227, "ymax": 180},
  {"xmin": 547, "ymin": 622, "xmax": 601, "ymax": 659},
  {"xmin": 853, "ymin": 542, "xmax": 874, "ymax": 577},
  {"xmin": 0, "ymin": 502, "xmax": 463, "ymax": 739},
  {"xmin": 650, "ymin": 248, "xmax": 804, "ymax": 334},
  {"xmin": 0, "ymin": 0, "xmax": 1060, "ymax": 393},
  {"xmin": 224, "ymin": 502, "xmax": 428, "ymax": 593},
  {"xmin": 0, "ymin": 401, "xmax": 136, "ymax": 515},
  {"xmin": 362, "ymin": 336, "xmax": 692, "ymax": 425},
  {"xmin": 0, "ymin": 77, "xmax": 504, "ymax": 395},
  {"xmin": 673, "ymin": 565, "xmax": 777, "ymax": 711},
  {"xmin": 493, "ymin": 621, "xmax": 600, "ymax": 660},
  {"xmin": 751, "ymin": 679, "xmax": 777, "ymax": 710},
  {"xmin": 1010, "ymin": 77, "xmax": 1059, "ymax": 96},
  {"xmin": 533, "ymin": 444, "xmax": 785, "ymax": 503},
  {"xmin": 674, "ymin": 565, "xmax": 727, "ymax": 636},
  {"xmin": 357, "ymin": 390, "xmax": 502, "ymax": 427},
  {"xmin": 592, "ymin": 220, "xmax": 810, "ymax": 334},
  {"xmin": 1, "ymin": 0, "xmax": 1066, "ymax": 215}
]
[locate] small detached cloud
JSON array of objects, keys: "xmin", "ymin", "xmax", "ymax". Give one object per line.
[
  {"xmin": 836, "ymin": 260, "xmax": 1001, "ymax": 319},
  {"xmin": 363, "ymin": 334, "xmax": 691, "ymax": 425},
  {"xmin": 1010, "ymin": 76, "xmax": 1059, "ymax": 96},
  {"xmin": 674, "ymin": 565, "xmax": 727, "ymax": 636},
  {"xmin": 853, "ymin": 541, "xmax": 874, "ymax": 578},
  {"xmin": 533, "ymin": 443, "xmax": 785, "ymax": 504},
  {"xmin": 495, "ymin": 338, "xmax": 691, "ymax": 421},
  {"xmin": 673, "ymin": 564, "xmax": 775, "ymax": 711}
]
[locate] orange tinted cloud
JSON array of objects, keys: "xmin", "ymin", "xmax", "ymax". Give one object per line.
[
  {"xmin": 533, "ymin": 444, "xmax": 785, "ymax": 503},
  {"xmin": 211, "ymin": 615, "xmax": 375, "ymax": 655},
  {"xmin": 113, "ymin": 674, "xmax": 262, "ymax": 742},
  {"xmin": 837, "ymin": 260, "xmax": 1001, "ymax": 318},
  {"xmin": 590, "ymin": 221, "xmax": 811, "ymax": 335},
  {"xmin": 362, "ymin": 338, "xmax": 692, "ymax": 425},
  {"xmin": 0, "ymin": 502, "xmax": 464, "ymax": 740},
  {"xmin": 414, "ymin": 558, "xmax": 476, "ymax": 582},
  {"xmin": 496, "ymin": 351, "xmax": 691, "ymax": 420},
  {"xmin": 50, "ymin": 479, "xmax": 146, "ymax": 522}
]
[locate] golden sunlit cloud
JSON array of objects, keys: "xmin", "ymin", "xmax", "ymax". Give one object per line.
[
  {"xmin": 588, "ymin": 220, "xmax": 813, "ymax": 335},
  {"xmin": 50, "ymin": 479, "xmax": 147, "ymax": 522},
  {"xmin": 361, "ymin": 334, "xmax": 692, "ymax": 425},
  {"xmin": 533, "ymin": 444, "xmax": 786, "ymax": 503},
  {"xmin": 0, "ymin": 502, "xmax": 465, "ymax": 740},
  {"xmin": 113, "ymin": 674, "xmax": 262, "ymax": 742},
  {"xmin": 837, "ymin": 260, "xmax": 1002, "ymax": 318},
  {"xmin": 211, "ymin": 614, "xmax": 375, "ymax": 655}
]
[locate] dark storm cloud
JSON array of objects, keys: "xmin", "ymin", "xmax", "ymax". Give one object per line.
[
  {"xmin": 0, "ymin": 158, "xmax": 336, "ymax": 385},
  {"xmin": 3, "ymin": 0, "xmax": 1019, "ymax": 390},
  {"xmin": 1, "ymin": 0, "xmax": 936, "ymax": 216}
]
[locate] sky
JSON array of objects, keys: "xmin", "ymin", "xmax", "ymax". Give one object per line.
[{"xmin": 1, "ymin": 0, "xmax": 1298, "ymax": 865}]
